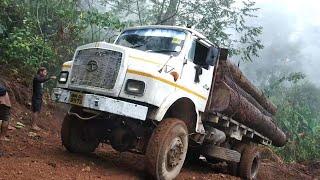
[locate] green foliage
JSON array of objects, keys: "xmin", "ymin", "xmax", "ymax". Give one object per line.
[
  {"xmin": 264, "ymin": 75, "xmax": 320, "ymax": 162},
  {"xmin": 179, "ymin": 0, "xmax": 263, "ymax": 61},
  {"xmin": 3, "ymin": 26, "xmax": 55, "ymax": 69},
  {"xmin": 78, "ymin": 10, "xmax": 125, "ymax": 42},
  {"xmin": 0, "ymin": 0, "xmax": 124, "ymax": 78},
  {"xmin": 241, "ymin": 20, "xmax": 320, "ymax": 161}
]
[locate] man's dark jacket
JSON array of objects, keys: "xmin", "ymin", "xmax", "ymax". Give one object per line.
[{"xmin": 32, "ymin": 75, "xmax": 49, "ymax": 100}]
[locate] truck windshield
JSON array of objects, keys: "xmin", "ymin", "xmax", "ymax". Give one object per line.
[{"xmin": 115, "ymin": 28, "xmax": 186, "ymax": 56}]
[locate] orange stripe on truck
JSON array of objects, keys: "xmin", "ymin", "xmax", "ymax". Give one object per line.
[{"xmin": 127, "ymin": 69, "xmax": 207, "ymax": 100}]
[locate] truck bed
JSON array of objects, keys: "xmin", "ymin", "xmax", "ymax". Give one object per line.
[
  {"xmin": 205, "ymin": 53, "xmax": 287, "ymax": 147},
  {"xmin": 207, "ymin": 112, "xmax": 272, "ymax": 146}
]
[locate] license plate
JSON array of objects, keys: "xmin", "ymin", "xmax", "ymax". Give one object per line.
[{"xmin": 69, "ymin": 92, "xmax": 84, "ymax": 105}]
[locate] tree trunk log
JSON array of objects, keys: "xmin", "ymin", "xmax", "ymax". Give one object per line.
[
  {"xmin": 217, "ymin": 75, "xmax": 273, "ymax": 117},
  {"xmin": 210, "ymin": 82, "xmax": 287, "ymax": 147},
  {"xmin": 218, "ymin": 60, "xmax": 277, "ymax": 115}
]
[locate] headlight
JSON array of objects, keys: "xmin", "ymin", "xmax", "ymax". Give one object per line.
[
  {"xmin": 58, "ymin": 71, "xmax": 69, "ymax": 84},
  {"xmin": 125, "ymin": 79, "xmax": 145, "ymax": 96}
]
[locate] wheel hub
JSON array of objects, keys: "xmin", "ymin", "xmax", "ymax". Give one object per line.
[
  {"xmin": 251, "ymin": 156, "xmax": 260, "ymax": 178},
  {"xmin": 167, "ymin": 137, "xmax": 184, "ymax": 168}
]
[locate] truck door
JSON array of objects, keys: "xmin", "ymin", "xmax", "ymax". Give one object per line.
[{"xmin": 178, "ymin": 38, "xmax": 214, "ymax": 110}]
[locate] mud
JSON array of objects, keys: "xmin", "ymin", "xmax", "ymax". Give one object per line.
[{"xmin": 0, "ymin": 77, "xmax": 317, "ymax": 180}]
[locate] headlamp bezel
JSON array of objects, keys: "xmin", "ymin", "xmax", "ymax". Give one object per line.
[
  {"xmin": 58, "ymin": 71, "xmax": 69, "ymax": 84},
  {"xmin": 125, "ymin": 79, "xmax": 145, "ymax": 96}
]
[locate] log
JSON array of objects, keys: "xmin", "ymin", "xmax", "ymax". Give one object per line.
[
  {"xmin": 209, "ymin": 82, "xmax": 287, "ymax": 147},
  {"xmin": 218, "ymin": 60, "xmax": 277, "ymax": 115},
  {"xmin": 217, "ymin": 75, "xmax": 273, "ymax": 117}
]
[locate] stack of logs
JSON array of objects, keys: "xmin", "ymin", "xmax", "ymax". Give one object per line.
[{"xmin": 208, "ymin": 59, "xmax": 287, "ymax": 147}]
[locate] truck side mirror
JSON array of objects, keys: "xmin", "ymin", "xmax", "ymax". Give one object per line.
[
  {"xmin": 206, "ymin": 46, "xmax": 219, "ymax": 66},
  {"xmin": 219, "ymin": 48, "xmax": 229, "ymax": 61}
]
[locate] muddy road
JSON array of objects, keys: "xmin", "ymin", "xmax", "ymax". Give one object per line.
[{"xmin": 0, "ymin": 101, "xmax": 318, "ymax": 180}]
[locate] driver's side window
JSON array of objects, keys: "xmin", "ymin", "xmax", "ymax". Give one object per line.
[{"xmin": 187, "ymin": 39, "xmax": 210, "ymax": 69}]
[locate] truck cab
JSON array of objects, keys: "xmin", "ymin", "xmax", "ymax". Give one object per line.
[
  {"xmin": 52, "ymin": 25, "xmax": 268, "ymax": 180},
  {"xmin": 54, "ymin": 25, "xmax": 217, "ymax": 123}
]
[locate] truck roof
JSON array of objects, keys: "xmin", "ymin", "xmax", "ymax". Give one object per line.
[{"xmin": 123, "ymin": 25, "xmax": 215, "ymax": 46}]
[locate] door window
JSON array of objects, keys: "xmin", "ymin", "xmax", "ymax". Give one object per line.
[{"xmin": 187, "ymin": 39, "xmax": 210, "ymax": 69}]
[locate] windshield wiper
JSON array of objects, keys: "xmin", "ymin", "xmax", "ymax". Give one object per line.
[
  {"xmin": 130, "ymin": 44, "xmax": 144, "ymax": 48},
  {"xmin": 158, "ymin": 55, "xmax": 174, "ymax": 73}
]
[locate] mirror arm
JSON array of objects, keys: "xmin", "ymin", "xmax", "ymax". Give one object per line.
[
  {"xmin": 194, "ymin": 65, "xmax": 202, "ymax": 83},
  {"xmin": 183, "ymin": 58, "xmax": 188, "ymax": 65}
]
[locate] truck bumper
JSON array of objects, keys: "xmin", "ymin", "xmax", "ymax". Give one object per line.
[{"xmin": 51, "ymin": 88, "xmax": 148, "ymax": 120}]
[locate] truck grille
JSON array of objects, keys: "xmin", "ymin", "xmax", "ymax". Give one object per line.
[{"xmin": 70, "ymin": 48, "xmax": 122, "ymax": 89}]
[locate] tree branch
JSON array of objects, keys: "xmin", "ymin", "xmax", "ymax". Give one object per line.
[
  {"xmin": 156, "ymin": 0, "xmax": 181, "ymax": 25},
  {"xmin": 103, "ymin": 1, "xmax": 140, "ymax": 16},
  {"xmin": 136, "ymin": 0, "xmax": 143, "ymax": 25},
  {"xmin": 156, "ymin": 0, "xmax": 167, "ymax": 24}
]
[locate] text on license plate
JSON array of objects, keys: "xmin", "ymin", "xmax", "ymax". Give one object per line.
[{"xmin": 69, "ymin": 92, "xmax": 84, "ymax": 105}]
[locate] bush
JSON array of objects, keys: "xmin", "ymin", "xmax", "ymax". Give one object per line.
[
  {"xmin": 3, "ymin": 27, "xmax": 56, "ymax": 71},
  {"xmin": 271, "ymin": 81, "xmax": 320, "ymax": 162},
  {"xmin": 0, "ymin": 0, "xmax": 124, "ymax": 81}
]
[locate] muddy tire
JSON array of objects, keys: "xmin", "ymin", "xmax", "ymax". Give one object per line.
[
  {"xmin": 145, "ymin": 118, "xmax": 188, "ymax": 180},
  {"xmin": 61, "ymin": 114, "xmax": 99, "ymax": 153},
  {"xmin": 239, "ymin": 146, "xmax": 261, "ymax": 180},
  {"xmin": 228, "ymin": 143, "xmax": 246, "ymax": 176}
]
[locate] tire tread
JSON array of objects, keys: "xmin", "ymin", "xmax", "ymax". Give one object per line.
[{"xmin": 145, "ymin": 118, "xmax": 188, "ymax": 180}]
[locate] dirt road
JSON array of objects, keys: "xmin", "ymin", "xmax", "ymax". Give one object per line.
[
  {"xmin": 0, "ymin": 105, "xmax": 318, "ymax": 180},
  {"xmin": 0, "ymin": 80, "xmax": 318, "ymax": 180}
]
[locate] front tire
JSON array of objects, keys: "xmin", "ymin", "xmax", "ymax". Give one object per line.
[
  {"xmin": 61, "ymin": 114, "xmax": 99, "ymax": 153},
  {"xmin": 145, "ymin": 118, "xmax": 188, "ymax": 180}
]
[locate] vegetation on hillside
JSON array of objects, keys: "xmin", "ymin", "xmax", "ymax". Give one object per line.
[
  {"xmin": 272, "ymin": 80, "xmax": 320, "ymax": 162},
  {"xmin": 242, "ymin": 21, "xmax": 320, "ymax": 162},
  {"xmin": 0, "ymin": 0, "xmax": 123, "ymax": 79}
]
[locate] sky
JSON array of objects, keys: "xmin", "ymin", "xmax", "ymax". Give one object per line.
[
  {"xmin": 245, "ymin": 0, "xmax": 320, "ymax": 85},
  {"xmin": 256, "ymin": 0, "xmax": 320, "ymax": 40}
]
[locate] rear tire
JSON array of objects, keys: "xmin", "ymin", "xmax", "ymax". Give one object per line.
[
  {"xmin": 61, "ymin": 114, "xmax": 99, "ymax": 153},
  {"xmin": 239, "ymin": 146, "xmax": 261, "ymax": 180},
  {"xmin": 145, "ymin": 118, "xmax": 188, "ymax": 180},
  {"xmin": 228, "ymin": 143, "xmax": 246, "ymax": 176}
]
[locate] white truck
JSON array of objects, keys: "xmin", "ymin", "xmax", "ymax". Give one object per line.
[{"xmin": 52, "ymin": 25, "xmax": 286, "ymax": 180}]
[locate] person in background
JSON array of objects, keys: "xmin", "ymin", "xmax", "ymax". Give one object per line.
[
  {"xmin": 0, "ymin": 82, "xmax": 11, "ymax": 141},
  {"xmin": 31, "ymin": 67, "xmax": 56, "ymax": 131}
]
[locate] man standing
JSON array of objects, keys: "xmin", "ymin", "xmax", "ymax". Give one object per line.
[
  {"xmin": 0, "ymin": 82, "xmax": 11, "ymax": 141},
  {"xmin": 31, "ymin": 67, "xmax": 56, "ymax": 131}
]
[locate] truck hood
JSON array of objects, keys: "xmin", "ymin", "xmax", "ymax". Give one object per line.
[
  {"xmin": 76, "ymin": 42, "xmax": 172, "ymax": 69},
  {"xmin": 66, "ymin": 42, "xmax": 177, "ymax": 98}
]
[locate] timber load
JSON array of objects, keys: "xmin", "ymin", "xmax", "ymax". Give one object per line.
[
  {"xmin": 207, "ymin": 57, "xmax": 287, "ymax": 147},
  {"xmin": 218, "ymin": 60, "xmax": 277, "ymax": 115}
]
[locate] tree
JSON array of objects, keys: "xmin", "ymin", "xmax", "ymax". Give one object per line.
[
  {"xmin": 101, "ymin": 0, "xmax": 263, "ymax": 61},
  {"xmin": 0, "ymin": 0, "xmax": 124, "ymax": 79}
]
